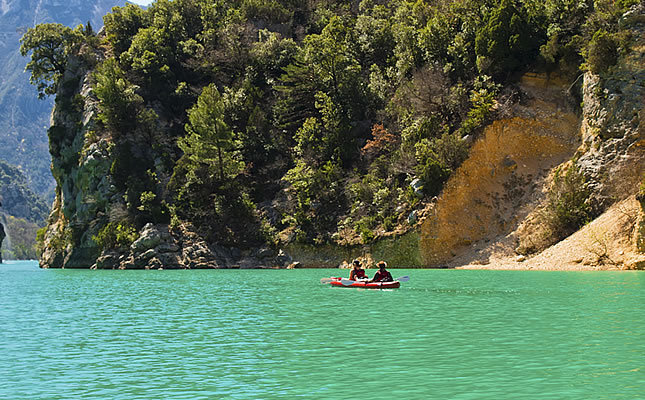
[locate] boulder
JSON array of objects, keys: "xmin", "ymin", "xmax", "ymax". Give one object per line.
[
  {"xmin": 131, "ymin": 223, "xmax": 164, "ymax": 252},
  {"xmin": 156, "ymin": 252, "xmax": 182, "ymax": 269},
  {"xmin": 276, "ymin": 249, "xmax": 292, "ymax": 266},
  {"xmin": 92, "ymin": 251, "xmax": 121, "ymax": 269},
  {"xmin": 134, "ymin": 249, "xmax": 158, "ymax": 268},
  {"xmin": 410, "ymin": 178, "xmax": 424, "ymax": 198}
]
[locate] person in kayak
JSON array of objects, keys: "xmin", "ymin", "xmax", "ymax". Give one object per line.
[
  {"xmin": 370, "ymin": 261, "xmax": 393, "ymax": 282},
  {"xmin": 349, "ymin": 259, "xmax": 368, "ymax": 281}
]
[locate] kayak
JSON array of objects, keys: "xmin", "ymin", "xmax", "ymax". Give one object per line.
[{"xmin": 329, "ymin": 279, "xmax": 401, "ymax": 289}]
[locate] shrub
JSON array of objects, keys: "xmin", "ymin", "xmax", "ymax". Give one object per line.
[
  {"xmin": 414, "ymin": 131, "xmax": 467, "ymax": 196},
  {"xmin": 475, "ymin": 0, "xmax": 537, "ymax": 78},
  {"xmin": 541, "ymin": 163, "xmax": 593, "ymax": 241},
  {"xmin": 585, "ymin": 30, "xmax": 618, "ymax": 75},
  {"xmin": 93, "ymin": 58, "xmax": 143, "ymax": 134},
  {"xmin": 355, "ymin": 215, "xmax": 377, "ymax": 243},
  {"xmin": 92, "ymin": 221, "xmax": 139, "ymax": 252}
]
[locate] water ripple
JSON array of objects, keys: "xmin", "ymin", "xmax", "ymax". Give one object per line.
[{"xmin": 0, "ymin": 263, "xmax": 642, "ymax": 399}]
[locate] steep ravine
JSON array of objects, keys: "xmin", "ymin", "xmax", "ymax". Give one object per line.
[
  {"xmin": 420, "ymin": 74, "xmax": 580, "ymax": 266},
  {"xmin": 419, "ymin": 9, "xmax": 645, "ymax": 270}
]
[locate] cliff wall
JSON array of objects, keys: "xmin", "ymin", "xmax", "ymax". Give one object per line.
[{"xmin": 38, "ymin": 5, "xmax": 644, "ymax": 270}]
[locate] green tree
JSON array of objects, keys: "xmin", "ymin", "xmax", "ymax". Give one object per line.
[
  {"xmin": 180, "ymin": 84, "xmax": 243, "ymax": 181},
  {"xmin": 475, "ymin": 0, "xmax": 536, "ymax": 79},
  {"xmin": 585, "ymin": 29, "xmax": 618, "ymax": 75},
  {"xmin": 19, "ymin": 23, "xmax": 84, "ymax": 99},
  {"xmin": 302, "ymin": 16, "xmax": 363, "ymax": 111},
  {"xmin": 93, "ymin": 58, "xmax": 143, "ymax": 133},
  {"xmin": 103, "ymin": 3, "xmax": 149, "ymax": 56}
]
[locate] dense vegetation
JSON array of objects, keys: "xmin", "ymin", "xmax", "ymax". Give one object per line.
[{"xmin": 20, "ymin": 0, "xmax": 638, "ymax": 253}]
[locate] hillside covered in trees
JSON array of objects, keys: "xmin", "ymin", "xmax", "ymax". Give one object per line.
[{"xmin": 20, "ymin": 0, "xmax": 644, "ymax": 269}]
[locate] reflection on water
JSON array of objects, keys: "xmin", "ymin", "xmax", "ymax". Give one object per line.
[{"xmin": 0, "ymin": 264, "xmax": 642, "ymax": 399}]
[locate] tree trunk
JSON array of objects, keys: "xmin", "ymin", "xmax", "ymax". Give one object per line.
[{"xmin": 217, "ymin": 141, "xmax": 224, "ymax": 181}]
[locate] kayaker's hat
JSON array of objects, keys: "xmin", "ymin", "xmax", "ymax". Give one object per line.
[
  {"xmin": 353, "ymin": 259, "xmax": 361, "ymax": 266},
  {"xmin": 378, "ymin": 261, "xmax": 387, "ymax": 269}
]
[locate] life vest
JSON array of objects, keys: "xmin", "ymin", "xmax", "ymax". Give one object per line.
[
  {"xmin": 350, "ymin": 268, "xmax": 367, "ymax": 280},
  {"xmin": 373, "ymin": 270, "xmax": 393, "ymax": 282}
]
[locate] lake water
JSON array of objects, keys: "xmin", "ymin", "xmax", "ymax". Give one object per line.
[{"xmin": 1, "ymin": 260, "xmax": 643, "ymax": 399}]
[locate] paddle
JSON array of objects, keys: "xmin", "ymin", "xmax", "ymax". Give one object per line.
[{"xmin": 320, "ymin": 277, "xmax": 337, "ymax": 284}]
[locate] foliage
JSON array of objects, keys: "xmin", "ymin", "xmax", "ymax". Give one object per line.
[
  {"xmin": 584, "ymin": 29, "xmax": 618, "ymax": 75},
  {"xmin": 180, "ymin": 84, "xmax": 244, "ymax": 182},
  {"xmin": 103, "ymin": 3, "xmax": 148, "ymax": 56},
  {"xmin": 414, "ymin": 132, "xmax": 469, "ymax": 196},
  {"xmin": 475, "ymin": 0, "xmax": 538, "ymax": 79},
  {"xmin": 93, "ymin": 58, "xmax": 143, "ymax": 133},
  {"xmin": 361, "ymin": 124, "xmax": 399, "ymax": 162},
  {"xmin": 36, "ymin": 226, "xmax": 47, "ymax": 257},
  {"xmin": 92, "ymin": 221, "xmax": 139, "ymax": 252},
  {"xmin": 460, "ymin": 76, "xmax": 500, "ymax": 135},
  {"xmin": 541, "ymin": 163, "xmax": 593, "ymax": 241},
  {"xmin": 19, "ymin": 23, "xmax": 85, "ymax": 99},
  {"xmin": 32, "ymin": 0, "xmax": 640, "ymax": 251},
  {"xmin": 0, "ymin": 215, "xmax": 43, "ymax": 260}
]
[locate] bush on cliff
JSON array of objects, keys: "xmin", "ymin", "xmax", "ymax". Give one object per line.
[
  {"xmin": 584, "ymin": 30, "xmax": 618, "ymax": 75},
  {"xmin": 541, "ymin": 163, "xmax": 594, "ymax": 243},
  {"xmin": 92, "ymin": 221, "xmax": 139, "ymax": 252}
]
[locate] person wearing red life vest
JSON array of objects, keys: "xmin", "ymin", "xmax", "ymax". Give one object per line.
[
  {"xmin": 370, "ymin": 261, "xmax": 393, "ymax": 282},
  {"xmin": 349, "ymin": 259, "xmax": 367, "ymax": 281}
]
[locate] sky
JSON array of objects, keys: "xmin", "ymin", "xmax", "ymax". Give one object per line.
[{"xmin": 128, "ymin": 0, "xmax": 153, "ymax": 5}]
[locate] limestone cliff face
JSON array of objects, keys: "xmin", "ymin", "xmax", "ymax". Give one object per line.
[
  {"xmin": 38, "ymin": 47, "xmax": 281, "ymax": 269},
  {"xmin": 39, "ymin": 53, "xmax": 115, "ymax": 268},
  {"xmin": 419, "ymin": 74, "xmax": 581, "ymax": 265}
]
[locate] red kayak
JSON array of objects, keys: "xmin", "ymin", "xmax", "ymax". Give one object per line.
[{"xmin": 328, "ymin": 279, "xmax": 401, "ymax": 289}]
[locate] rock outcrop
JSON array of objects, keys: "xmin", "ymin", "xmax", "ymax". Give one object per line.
[{"xmin": 0, "ymin": 220, "xmax": 5, "ymax": 264}]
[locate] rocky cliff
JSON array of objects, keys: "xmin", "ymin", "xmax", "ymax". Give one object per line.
[
  {"xmin": 38, "ymin": 4, "xmax": 644, "ymax": 270},
  {"xmin": 0, "ymin": 0, "xmax": 129, "ymax": 198},
  {"xmin": 38, "ymin": 47, "xmax": 282, "ymax": 269}
]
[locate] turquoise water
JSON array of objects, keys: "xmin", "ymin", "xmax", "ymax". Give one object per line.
[{"xmin": 1, "ymin": 260, "xmax": 643, "ymax": 399}]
